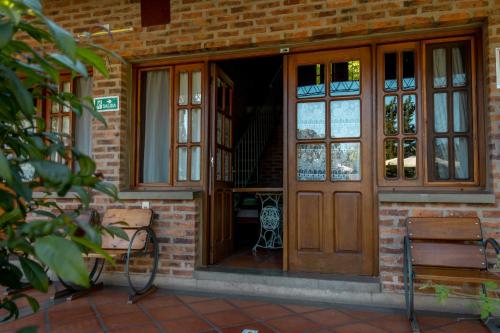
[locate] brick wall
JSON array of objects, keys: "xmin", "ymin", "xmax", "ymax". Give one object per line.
[{"xmin": 40, "ymin": 0, "xmax": 500, "ymax": 290}]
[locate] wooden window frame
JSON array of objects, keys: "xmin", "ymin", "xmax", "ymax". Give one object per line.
[
  {"xmin": 377, "ymin": 34, "xmax": 484, "ymax": 189},
  {"xmin": 131, "ymin": 63, "xmax": 206, "ymax": 189}
]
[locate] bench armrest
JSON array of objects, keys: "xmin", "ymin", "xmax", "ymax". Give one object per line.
[{"xmin": 484, "ymin": 238, "xmax": 500, "ymax": 255}]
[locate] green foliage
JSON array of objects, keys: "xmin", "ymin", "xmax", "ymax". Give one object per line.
[
  {"xmin": 0, "ymin": 0, "xmax": 126, "ymax": 327},
  {"xmin": 421, "ymin": 282, "xmax": 500, "ymax": 320}
]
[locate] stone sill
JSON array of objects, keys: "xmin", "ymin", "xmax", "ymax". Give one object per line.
[
  {"xmin": 33, "ymin": 191, "xmax": 200, "ymax": 201},
  {"xmin": 378, "ymin": 191, "xmax": 496, "ymax": 204},
  {"xmin": 118, "ymin": 191, "xmax": 199, "ymax": 200}
]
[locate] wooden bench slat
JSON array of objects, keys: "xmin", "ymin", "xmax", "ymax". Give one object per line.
[
  {"xmin": 407, "ymin": 217, "xmax": 481, "ymax": 241},
  {"xmin": 414, "ymin": 267, "xmax": 500, "ymax": 283},
  {"xmin": 102, "ymin": 229, "xmax": 148, "ymax": 251},
  {"xmin": 102, "ymin": 208, "xmax": 153, "ymax": 228},
  {"xmin": 411, "ymin": 242, "xmax": 486, "ymax": 269}
]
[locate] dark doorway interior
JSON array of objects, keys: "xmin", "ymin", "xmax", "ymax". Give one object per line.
[{"xmin": 212, "ymin": 56, "xmax": 284, "ymax": 271}]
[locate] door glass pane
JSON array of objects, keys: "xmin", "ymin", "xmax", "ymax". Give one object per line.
[
  {"xmin": 402, "ymin": 51, "xmax": 416, "ymax": 90},
  {"xmin": 217, "ymin": 148, "xmax": 222, "ymax": 181},
  {"xmin": 297, "ymin": 144, "xmax": 326, "ymax": 181},
  {"xmin": 191, "ymin": 108, "xmax": 201, "ymax": 142},
  {"xmin": 433, "ymin": 48, "xmax": 447, "ymax": 88},
  {"xmin": 217, "ymin": 78, "xmax": 223, "ymax": 110},
  {"xmin": 297, "ymin": 102, "xmax": 325, "ymax": 139},
  {"xmin": 191, "ymin": 71, "xmax": 202, "ymax": 104},
  {"xmin": 191, "ymin": 146, "xmax": 201, "ymax": 181},
  {"xmin": 453, "ymin": 91, "xmax": 468, "ymax": 133},
  {"xmin": 384, "ymin": 139, "xmax": 398, "ymax": 179},
  {"xmin": 454, "ymin": 137, "xmax": 469, "ymax": 180},
  {"xmin": 452, "ymin": 46, "xmax": 467, "ymax": 87},
  {"xmin": 51, "ymin": 101, "xmax": 59, "ymax": 113},
  {"xmin": 62, "ymin": 81, "xmax": 71, "ymax": 112},
  {"xmin": 331, "ymin": 142, "xmax": 361, "ymax": 181},
  {"xmin": 224, "ymin": 116, "xmax": 231, "ymax": 148},
  {"xmin": 330, "ymin": 60, "xmax": 360, "ymax": 96},
  {"xmin": 224, "ymin": 150, "xmax": 231, "ymax": 182},
  {"xmin": 51, "ymin": 117, "xmax": 59, "ymax": 132},
  {"xmin": 384, "ymin": 95, "xmax": 398, "ymax": 135},
  {"xmin": 434, "ymin": 137, "xmax": 449, "ymax": 179},
  {"xmin": 178, "ymin": 109, "xmax": 189, "ymax": 143},
  {"xmin": 297, "ymin": 64, "xmax": 325, "ymax": 98},
  {"xmin": 384, "ymin": 53, "xmax": 397, "ymax": 91},
  {"xmin": 403, "ymin": 139, "xmax": 417, "ymax": 179},
  {"xmin": 434, "ymin": 93, "xmax": 448, "ymax": 133},
  {"xmin": 62, "ymin": 116, "xmax": 71, "ymax": 145},
  {"xmin": 225, "ymin": 87, "xmax": 231, "ymax": 114},
  {"xmin": 330, "ymin": 99, "xmax": 360, "ymax": 138},
  {"xmin": 402, "ymin": 94, "xmax": 417, "ymax": 134},
  {"xmin": 178, "ymin": 72, "xmax": 188, "ymax": 105},
  {"xmin": 178, "ymin": 147, "xmax": 188, "ymax": 181},
  {"xmin": 217, "ymin": 112, "xmax": 223, "ymax": 145}
]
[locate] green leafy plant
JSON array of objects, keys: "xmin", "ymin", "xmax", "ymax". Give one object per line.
[{"xmin": 0, "ymin": 0, "xmax": 126, "ymax": 325}]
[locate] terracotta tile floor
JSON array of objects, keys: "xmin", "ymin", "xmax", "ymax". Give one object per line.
[{"xmin": 0, "ymin": 284, "xmax": 489, "ymax": 333}]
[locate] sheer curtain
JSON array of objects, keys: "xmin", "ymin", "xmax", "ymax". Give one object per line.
[
  {"xmin": 433, "ymin": 93, "xmax": 448, "ymax": 133},
  {"xmin": 453, "ymin": 91, "xmax": 468, "ymax": 132},
  {"xmin": 143, "ymin": 70, "xmax": 170, "ymax": 183},
  {"xmin": 75, "ymin": 77, "xmax": 93, "ymax": 157},
  {"xmin": 433, "ymin": 48, "xmax": 447, "ymax": 88},
  {"xmin": 452, "ymin": 47, "xmax": 466, "ymax": 86},
  {"xmin": 454, "ymin": 137, "xmax": 469, "ymax": 179}
]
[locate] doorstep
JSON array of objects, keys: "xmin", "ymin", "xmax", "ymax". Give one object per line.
[{"xmin": 100, "ymin": 270, "xmax": 483, "ymax": 316}]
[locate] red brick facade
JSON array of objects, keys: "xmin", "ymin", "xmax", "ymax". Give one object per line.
[{"xmin": 41, "ymin": 0, "xmax": 500, "ymax": 292}]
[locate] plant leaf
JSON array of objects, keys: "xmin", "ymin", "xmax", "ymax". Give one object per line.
[
  {"xmin": 76, "ymin": 47, "xmax": 108, "ymax": 78},
  {"xmin": 33, "ymin": 235, "xmax": 89, "ymax": 288},
  {"xmin": 43, "ymin": 18, "xmax": 76, "ymax": 59},
  {"xmin": 71, "ymin": 236, "xmax": 115, "ymax": 265},
  {"xmin": 19, "ymin": 257, "xmax": 48, "ymax": 292}
]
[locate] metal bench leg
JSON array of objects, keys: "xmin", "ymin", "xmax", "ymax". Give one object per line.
[{"xmin": 404, "ymin": 236, "xmax": 420, "ymax": 333}]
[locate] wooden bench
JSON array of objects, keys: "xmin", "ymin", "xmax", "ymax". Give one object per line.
[
  {"xmin": 55, "ymin": 208, "xmax": 159, "ymax": 303},
  {"xmin": 403, "ymin": 217, "xmax": 500, "ymax": 332}
]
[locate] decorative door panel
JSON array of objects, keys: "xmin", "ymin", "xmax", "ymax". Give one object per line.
[{"xmin": 288, "ymin": 48, "xmax": 375, "ymax": 275}]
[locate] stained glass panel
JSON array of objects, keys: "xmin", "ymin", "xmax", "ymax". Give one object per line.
[
  {"xmin": 297, "ymin": 102, "xmax": 325, "ymax": 139},
  {"xmin": 331, "ymin": 142, "xmax": 361, "ymax": 181},
  {"xmin": 297, "ymin": 64, "xmax": 325, "ymax": 98},
  {"xmin": 330, "ymin": 99, "xmax": 360, "ymax": 138},
  {"xmin": 384, "ymin": 53, "xmax": 397, "ymax": 91},
  {"xmin": 330, "ymin": 60, "xmax": 360, "ymax": 96},
  {"xmin": 297, "ymin": 144, "xmax": 326, "ymax": 181},
  {"xmin": 402, "ymin": 51, "xmax": 416, "ymax": 90}
]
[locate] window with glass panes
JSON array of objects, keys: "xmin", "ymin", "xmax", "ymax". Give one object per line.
[{"xmin": 377, "ymin": 36, "xmax": 480, "ymax": 187}]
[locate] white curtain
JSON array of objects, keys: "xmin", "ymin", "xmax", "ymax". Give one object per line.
[
  {"xmin": 433, "ymin": 48, "xmax": 447, "ymax": 88},
  {"xmin": 452, "ymin": 47, "xmax": 466, "ymax": 86},
  {"xmin": 75, "ymin": 77, "xmax": 93, "ymax": 157},
  {"xmin": 434, "ymin": 138, "xmax": 449, "ymax": 179},
  {"xmin": 433, "ymin": 93, "xmax": 448, "ymax": 133},
  {"xmin": 143, "ymin": 70, "xmax": 170, "ymax": 183},
  {"xmin": 454, "ymin": 137, "xmax": 469, "ymax": 179},
  {"xmin": 453, "ymin": 91, "xmax": 468, "ymax": 132}
]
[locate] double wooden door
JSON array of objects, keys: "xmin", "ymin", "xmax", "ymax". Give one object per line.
[{"xmin": 287, "ymin": 48, "xmax": 375, "ymax": 275}]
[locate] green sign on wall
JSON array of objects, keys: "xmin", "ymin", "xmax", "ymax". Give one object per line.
[{"xmin": 94, "ymin": 96, "xmax": 120, "ymax": 112}]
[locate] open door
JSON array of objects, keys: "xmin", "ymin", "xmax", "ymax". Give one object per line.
[
  {"xmin": 209, "ymin": 64, "xmax": 234, "ymax": 264},
  {"xmin": 287, "ymin": 47, "xmax": 375, "ymax": 275}
]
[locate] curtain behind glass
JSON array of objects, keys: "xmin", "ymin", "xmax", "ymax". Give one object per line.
[
  {"xmin": 143, "ymin": 70, "xmax": 170, "ymax": 183},
  {"xmin": 75, "ymin": 77, "xmax": 93, "ymax": 157}
]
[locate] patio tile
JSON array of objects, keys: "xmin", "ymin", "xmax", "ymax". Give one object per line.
[
  {"xmin": 242, "ymin": 303, "xmax": 292, "ymax": 320},
  {"xmin": 266, "ymin": 314, "xmax": 321, "ymax": 333},
  {"xmin": 417, "ymin": 315, "xmax": 457, "ymax": 330},
  {"xmin": 96, "ymin": 302, "xmax": 142, "ymax": 316},
  {"xmin": 109, "ymin": 323, "xmax": 161, "ymax": 333},
  {"xmin": 282, "ymin": 303, "xmax": 323, "ymax": 313},
  {"xmin": 50, "ymin": 313, "xmax": 101, "ymax": 333},
  {"xmin": 178, "ymin": 294, "xmax": 215, "ymax": 304},
  {"xmin": 101, "ymin": 309, "xmax": 152, "ymax": 330},
  {"xmin": 204, "ymin": 309, "xmax": 254, "ymax": 328},
  {"xmin": 369, "ymin": 314, "xmax": 412, "ymax": 333},
  {"xmin": 189, "ymin": 299, "xmax": 235, "ymax": 314},
  {"xmin": 304, "ymin": 309, "xmax": 353, "ymax": 328},
  {"xmin": 48, "ymin": 307, "xmax": 95, "ymax": 326},
  {"xmin": 0, "ymin": 312, "xmax": 45, "ymax": 333},
  {"xmin": 438, "ymin": 319, "xmax": 489, "ymax": 333},
  {"xmin": 160, "ymin": 315, "xmax": 214, "ymax": 333},
  {"xmin": 147, "ymin": 304, "xmax": 195, "ymax": 321},
  {"xmin": 221, "ymin": 322, "xmax": 276, "ymax": 333},
  {"xmin": 340, "ymin": 309, "xmax": 388, "ymax": 320},
  {"xmin": 228, "ymin": 298, "xmax": 267, "ymax": 308},
  {"xmin": 141, "ymin": 295, "xmax": 183, "ymax": 308},
  {"xmin": 332, "ymin": 322, "xmax": 388, "ymax": 333}
]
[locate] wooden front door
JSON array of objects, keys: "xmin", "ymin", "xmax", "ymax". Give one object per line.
[
  {"xmin": 287, "ymin": 48, "xmax": 375, "ymax": 275},
  {"xmin": 209, "ymin": 64, "xmax": 234, "ymax": 264}
]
